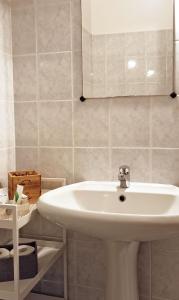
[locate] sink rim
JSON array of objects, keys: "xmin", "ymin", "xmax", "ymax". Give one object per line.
[{"xmin": 38, "ymin": 181, "xmax": 179, "ymax": 221}]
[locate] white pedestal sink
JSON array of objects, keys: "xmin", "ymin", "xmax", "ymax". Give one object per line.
[{"xmin": 38, "ymin": 181, "xmax": 179, "ymax": 300}]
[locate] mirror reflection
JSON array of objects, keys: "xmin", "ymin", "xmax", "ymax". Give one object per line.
[{"xmin": 82, "ymin": 0, "xmax": 174, "ymax": 98}]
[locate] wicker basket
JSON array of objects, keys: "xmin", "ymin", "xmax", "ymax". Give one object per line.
[{"xmin": 8, "ymin": 171, "xmax": 41, "ymax": 203}]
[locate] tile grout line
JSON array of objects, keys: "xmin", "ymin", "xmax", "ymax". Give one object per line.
[
  {"xmin": 14, "ymin": 99, "xmax": 73, "ymax": 103},
  {"xmin": 149, "ymin": 96, "xmax": 153, "ymax": 182},
  {"xmin": 15, "ymin": 146, "xmax": 179, "ymax": 150},
  {"xmin": 13, "ymin": 50, "xmax": 72, "ymax": 57},
  {"xmin": 10, "ymin": 2, "xmax": 16, "ymax": 167},
  {"xmin": 69, "ymin": 0, "xmax": 75, "ymax": 183},
  {"xmin": 34, "ymin": 0, "xmax": 40, "ymax": 171},
  {"xmin": 108, "ymin": 99, "xmax": 112, "ymax": 180}
]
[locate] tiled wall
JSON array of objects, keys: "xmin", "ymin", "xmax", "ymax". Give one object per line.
[
  {"xmin": 0, "ymin": 0, "xmax": 15, "ymax": 188},
  {"xmin": 0, "ymin": 0, "xmax": 15, "ymax": 245},
  {"xmin": 175, "ymin": 0, "xmax": 179, "ymax": 94},
  {"xmin": 83, "ymin": 29, "xmax": 173, "ymax": 98},
  {"xmin": 12, "ymin": 1, "xmax": 179, "ymax": 300}
]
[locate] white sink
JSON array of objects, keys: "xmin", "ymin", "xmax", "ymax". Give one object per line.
[
  {"xmin": 38, "ymin": 181, "xmax": 179, "ymax": 300},
  {"xmin": 38, "ymin": 181, "xmax": 179, "ymax": 241}
]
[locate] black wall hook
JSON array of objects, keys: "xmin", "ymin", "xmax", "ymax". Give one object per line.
[
  {"xmin": 170, "ymin": 92, "xmax": 177, "ymax": 99},
  {"xmin": 80, "ymin": 96, "xmax": 86, "ymax": 102}
]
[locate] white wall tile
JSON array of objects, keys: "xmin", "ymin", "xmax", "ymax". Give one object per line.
[
  {"xmin": 36, "ymin": 0, "xmax": 71, "ymax": 53},
  {"xmin": 38, "ymin": 53, "xmax": 72, "ymax": 100},
  {"xmin": 39, "ymin": 101, "xmax": 72, "ymax": 147}
]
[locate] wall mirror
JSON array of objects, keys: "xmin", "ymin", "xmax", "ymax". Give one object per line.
[{"xmin": 81, "ymin": 0, "xmax": 174, "ymax": 98}]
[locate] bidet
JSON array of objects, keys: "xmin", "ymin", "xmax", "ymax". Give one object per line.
[{"xmin": 38, "ymin": 181, "xmax": 179, "ymax": 300}]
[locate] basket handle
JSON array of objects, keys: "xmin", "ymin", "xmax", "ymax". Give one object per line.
[{"xmin": 19, "ymin": 179, "xmax": 32, "ymax": 186}]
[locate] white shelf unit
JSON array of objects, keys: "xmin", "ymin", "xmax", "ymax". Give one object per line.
[{"xmin": 0, "ymin": 204, "xmax": 67, "ymax": 300}]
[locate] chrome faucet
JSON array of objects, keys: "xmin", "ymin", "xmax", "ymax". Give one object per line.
[{"xmin": 118, "ymin": 165, "xmax": 130, "ymax": 188}]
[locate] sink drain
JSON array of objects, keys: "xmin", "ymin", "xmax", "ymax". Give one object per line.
[{"xmin": 119, "ymin": 195, "xmax": 126, "ymax": 202}]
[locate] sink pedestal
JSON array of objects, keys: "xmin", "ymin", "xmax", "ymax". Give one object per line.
[{"xmin": 105, "ymin": 241, "xmax": 140, "ymax": 300}]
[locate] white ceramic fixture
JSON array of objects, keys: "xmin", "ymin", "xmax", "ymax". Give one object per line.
[{"xmin": 38, "ymin": 181, "xmax": 179, "ymax": 300}]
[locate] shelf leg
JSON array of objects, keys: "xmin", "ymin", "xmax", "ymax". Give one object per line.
[
  {"xmin": 12, "ymin": 206, "xmax": 20, "ymax": 300},
  {"xmin": 63, "ymin": 227, "xmax": 68, "ymax": 300}
]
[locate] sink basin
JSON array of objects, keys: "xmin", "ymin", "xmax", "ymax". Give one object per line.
[
  {"xmin": 38, "ymin": 181, "xmax": 179, "ymax": 300},
  {"xmin": 38, "ymin": 181, "xmax": 179, "ymax": 241}
]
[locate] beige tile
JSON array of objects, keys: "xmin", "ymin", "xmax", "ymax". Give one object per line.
[
  {"xmin": 92, "ymin": 56, "xmax": 106, "ymax": 96},
  {"xmin": 125, "ymin": 56, "xmax": 146, "ymax": 83},
  {"xmin": 39, "ymin": 101, "xmax": 72, "ymax": 146},
  {"xmin": 8, "ymin": 147, "xmax": 16, "ymax": 172},
  {"xmin": 152, "ymin": 236, "xmax": 179, "ymax": 253},
  {"xmin": 152, "ymin": 97, "xmax": 179, "ymax": 147},
  {"xmin": 15, "ymin": 102, "xmax": 38, "ymax": 146},
  {"xmin": 0, "ymin": 0, "xmax": 11, "ymax": 54},
  {"xmin": 106, "ymin": 56, "xmax": 125, "ymax": 89},
  {"xmin": 76, "ymin": 286, "xmax": 104, "ymax": 300},
  {"xmin": 74, "ymin": 99, "xmax": 109, "ymax": 147},
  {"xmin": 175, "ymin": 42, "xmax": 179, "ymax": 95},
  {"xmin": 38, "ymin": 53, "xmax": 72, "ymax": 100},
  {"xmin": 20, "ymin": 210, "xmax": 42, "ymax": 237},
  {"xmin": 92, "ymin": 83, "xmax": 106, "ymax": 99},
  {"xmin": 39, "ymin": 147, "xmax": 73, "ymax": 183},
  {"xmin": 91, "ymin": 35, "xmax": 106, "ymax": 97},
  {"xmin": 36, "ymin": 0, "xmax": 65, "ymax": 7},
  {"xmin": 13, "ymin": 55, "xmax": 36, "ymax": 101},
  {"xmin": 125, "ymin": 83, "xmax": 147, "ymax": 96},
  {"xmin": 145, "ymin": 30, "xmax": 167, "ymax": 56},
  {"xmin": 68, "ymin": 284, "xmax": 77, "ymax": 300},
  {"xmin": 0, "ymin": 54, "xmax": 12, "ymax": 101},
  {"xmin": 140, "ymin": 297, "xmax": 150, "ymax": 300},
  {"xmin": 7, "ymin": 101, "xmax": 15, "ymax": 148},
  {"xmin": 0, "ymin": 101, "xmax": 8, "ymax": 148},
  {"xmin": 146, "ymin": 57, "xmax": 166, "ymax": 83},
  {"xmin": 76, "ymin": 240, "xmax": 105, "ymax": 289},
  {"xmin": 16, "ymin": 147, "xmax": 38, "ymax": 170},
  {"xmin": 138, "ymin": 243, "xmax": 151, "ymax": 298},
  {"xmin": 71, "ymin": 0, "xmax": 82, "ymax": 52},
  {"xmin": 69, "ymin": 230, "xmax": 100, "ymax": 242},
  {"xmin": 110, "ymin": 98, "xmax": 150, "ymax": 147},
  {"xmin": 146, "ymin": 82, "xmax": 168, "ymax": 96},
  {"xmin": 67, "ymin": 239, "xmax": 76, "ymax": 285},
  {"xmin": 0, "ymin": 148, "xmax": 8, "ymax": 186},
  {"xmin": 92, "ymin": 35, "xmax": 106, "ymax": 58},
  {"xmin": 82, "ymin": 28, "xmax": 92, "ymax": 57},
  {"xmin": 74, "ymin": 148, "xmax": 109, "ymax": 182},
  {"xmin": 6, "ymin": 55, "xmax": 14, "ymax": 101},
  {"xmin": 12, "ymin": 4, "xmax": 35, "ymax": 55},
  {"xmin": 152, "ymin": 149, "xmax": 179, "ymax": 185},
  {"xmin": 151, "ymin": 249, "xmax": 179, "ymax": 300},
  {"xmin": 111, "ymin": 149, "xmax": 150, "ymax": 182},
  {"xmin": 73, "ymin": 51, "xmax": 82, "ymax": 99},
  {"xmin": 106, "ymin": 83, "xmax": 125, "ymax": 98},
  {"xmin": 11, "ymin": 0, "xmax": 34, "ymax": 9},
  {"xmin": 106, "ymin": 33, "xmax": 125, "ymax": 58},
  {"xmin": 166, "ymin": 30, "xmax": 173, "ymax": 56},
  {"xmin": 125, "ymin": 32, "xmax": 145, "ymax": 56},
  {"xmin": 40, "ymin": 215, "xmax": 63, "ymax": 239},
  {"xmin": 36, "ymin": 0, "xmax": 71, "ymax": 52},
  {"xmin": 166, "ymin": 55, "xmax": 173, "ymax": 92},
  {"xmin": 176, "ymin": 0, "xmax": 179, "ymax": 41}
]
